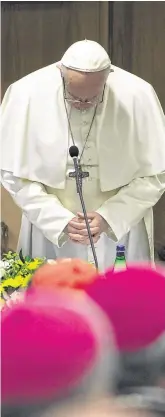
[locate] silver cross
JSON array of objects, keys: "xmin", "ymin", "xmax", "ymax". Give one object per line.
[{"xmin": 69, "ymin": 163, "xmax": 89, "ymax": 192}]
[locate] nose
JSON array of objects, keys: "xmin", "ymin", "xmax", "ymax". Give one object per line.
[{"xmin": 73, "ymin": 102, "xmax": 93, "ymax": 110}]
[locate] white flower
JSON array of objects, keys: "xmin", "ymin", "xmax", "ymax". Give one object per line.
[
  {"xmin": 0, "ymin": 267, "xmax": 6, "ymax": 279},
  {"xmin": 3, "ymin": 290, "xmax": 25, "ymax": 308},
  {"xmin": 0, "ymin": 260, "xmax": 13, "ymax": 279},
  {"xmin": 0, "ymin": 260, "xmax": 12, "ymax": 269}
]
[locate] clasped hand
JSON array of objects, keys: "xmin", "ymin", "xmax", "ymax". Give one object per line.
[{"xmin": 66, "ymin": 212, "xmax": 108, "ymax": 245}]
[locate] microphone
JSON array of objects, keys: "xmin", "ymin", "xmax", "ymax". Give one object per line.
[
  {"xmin": 69, "ymin": 145, "xmax": 99, "ymax": 269},
  {"xmin": 69, "ymin": 145, "xmax": 80, "ymax": 194},
  {"xmin": 69, "ymin": 145, "xmax": 79, "ymax": 158}
]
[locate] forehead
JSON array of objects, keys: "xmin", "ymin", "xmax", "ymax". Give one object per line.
[{"xmin": 64, "ymin": 69, "xmax": 106, "ymax": 87}]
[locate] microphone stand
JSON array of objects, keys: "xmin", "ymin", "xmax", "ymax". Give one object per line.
[{"xmin": 72, "ymin": 156, "xmax": 99, "ymax": 270}]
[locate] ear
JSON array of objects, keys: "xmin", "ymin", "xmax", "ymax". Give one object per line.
[
  {"xmin": 56, "ymin": 62, "xmax": 62, "ymax": 70},
  {"xmin": 56, "ymin": 62, "xmax": 65, "ymax": 80}
]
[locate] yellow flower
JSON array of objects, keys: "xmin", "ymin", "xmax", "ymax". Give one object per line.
[
  {"xmin": 0, "ymin": 285, "xmax": 4, "ymax": 295},
  {"xmin": 27, "ymin": 260, "xmax": 41, "ymax": 270},
  {"xmin": 2, "ymin": 276, "xmax": 24, "ymax": 289},
  {"xmin": 21, "ymin": 274, "xmax": 32, "ymax": 288}
]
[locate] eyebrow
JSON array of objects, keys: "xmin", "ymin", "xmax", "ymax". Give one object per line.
[{"xmin": 67, "ymin": 88, "xmax": 99, "ymax": 101}]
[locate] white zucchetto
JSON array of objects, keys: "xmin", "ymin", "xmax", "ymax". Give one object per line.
[{"xmin": 61, "ymin": 40, "xmax": 111, "ymax": 72}]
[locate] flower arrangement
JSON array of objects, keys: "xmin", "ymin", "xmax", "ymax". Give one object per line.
[{"xmin": 0, "ymin": 250, "xmax": 45, "ymax": 308}]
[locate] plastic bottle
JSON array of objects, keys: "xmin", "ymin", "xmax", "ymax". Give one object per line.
[{"xmin": 114, "ymin": 245, "xmax": 127, "ymax": 271}]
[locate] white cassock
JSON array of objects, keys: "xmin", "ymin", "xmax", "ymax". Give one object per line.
[{"xmin": 1, "ymin": 45, "xmax": 165, "ymax": 271}]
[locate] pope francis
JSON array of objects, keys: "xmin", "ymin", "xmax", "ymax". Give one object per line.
[{"xmin": 1, "ymin": 40, "xmax": 165, "ymax": 271}]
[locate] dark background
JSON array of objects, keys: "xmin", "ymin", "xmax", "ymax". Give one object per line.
[{"xmin": 1, "ymin": 1, "xmax": 165, "ymax": 251}]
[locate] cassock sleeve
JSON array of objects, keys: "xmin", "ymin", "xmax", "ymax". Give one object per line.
[
  {"xmin": 96, "ymin": 172, "xmax": 165, "ymax": 242},
  {"xmin": 1, "ymin": 171, "xmax": 75, "ymax": 247}
]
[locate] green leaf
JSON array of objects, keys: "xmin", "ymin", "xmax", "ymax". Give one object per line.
[
  {"xmin": 25, "ymin": 256, "xmax": 32, "ymax": 262},
  {"xmin": 19, "ymin": 249, "xmax": 25, "ymax": 264}
]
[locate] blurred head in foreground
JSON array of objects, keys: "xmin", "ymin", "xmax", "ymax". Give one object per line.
[
  {"xmin": 31, "ymin": 259, "xmax": 165, "ymax": 393},
  {"xmin": 1, "ymin": 286, "xmax": 117, "ymax": 417},
  {"xmin": 32, "ymin": 257, "xmax": 97, "ymax": 290},
  {"xmin": 84, "ymin": 266, "xmax": 165, "ymax": 393}
]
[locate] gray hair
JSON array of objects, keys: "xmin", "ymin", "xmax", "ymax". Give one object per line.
[
  {"xmin": 117, "ymin": 387, "xmax": 165, "ymax": 416},
  {"xmin": 117, "ymin": 331, "xmax": 165, "ymax": 394}
]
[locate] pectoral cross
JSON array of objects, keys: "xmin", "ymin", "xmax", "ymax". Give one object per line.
[{"xmin": 69, "ymin": 162, "xmax": 89, "ymax": 193}]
